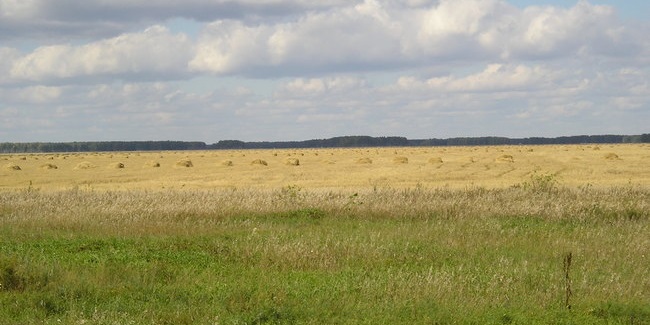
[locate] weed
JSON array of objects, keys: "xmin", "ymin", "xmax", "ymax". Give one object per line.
[{"xmin": 520, "ymin": 172, "xmax": 560, "ymax": 193}]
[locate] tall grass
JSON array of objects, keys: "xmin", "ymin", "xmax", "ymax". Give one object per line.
[{"xmin": 1, "ymin": 185, "xmax": 649, "ymax": 324}]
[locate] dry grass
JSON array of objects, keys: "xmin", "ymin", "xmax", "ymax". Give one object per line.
[
  {"xmin": 285, "ymin": 158, "xmax": 300, "ymax": 166},
  {"xmin": 393, "ymin": 156, "xmax": 409, "ymax": 164},
  {"xmin": 109, "ymin": 162, "xmax": 125, "ymax": 169},
  {"xmin": 175, "ymin": 159, "xmax": 193, "ymax": 168},
  {"xmin": 251, "ymin": 159, "xmax": 268, "ymax": 166},
  {"xmin": 356, "ymin": 157, "xmax": 373, "ymax": 164},
  {"xmin": 144, "ymin": 161, "xmax": 160, "ymax": 168},
  {"xmin": 496, "ymin": 154, "xmax": 514, "ymax": 163},
  {"xmin": 4, "ymin": 163, "xmax": 21, "ymax": 171},
  {"xmin": 40, "ymin": 163, "xmax": 58, "ymax": 170},
  {"xmin": 0, "ymin": 144, "xmax": 648, "ymax": 191},
  {"xmin": 74, "ymin": 161, "xmax": 96, "ymax": 170}
]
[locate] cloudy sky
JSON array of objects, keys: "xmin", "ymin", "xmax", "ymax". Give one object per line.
[{"xmin": 1, "ymin": 0, "xmax": 648, "ymax": 142}]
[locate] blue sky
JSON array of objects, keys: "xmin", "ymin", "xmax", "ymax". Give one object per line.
[{"xmin": 0, "ymin": 0, "xmax": 648, "ymax": 142}]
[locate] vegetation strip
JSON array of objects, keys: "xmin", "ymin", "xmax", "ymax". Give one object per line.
[{"xmin": 1, "ymin": 185, "xmax": 649, "ymax": 324}]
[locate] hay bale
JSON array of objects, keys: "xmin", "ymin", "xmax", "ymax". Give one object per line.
[
  {"xmin": 144, "ymin": 161, "xmax": 161, "ymax": 168},
  {"xmin": 496, "ymin": 155, "xmax": 514, "ymax": 163},
  {"xmin": 221, "ymin": 160, "xmax": 234, "ymax": 167},
  {"xmin": 604, "ymin": 153, "xmax": 620, "ymax": 160},
  {"xmin": 40, "ymin": 163, "xmax": 58, "ymax": 170},
  {"xmin": 251, "ymin": 159, "xmax": 268, "ymax": 166},
  {"xmin": 428, "ymin": 157, "xmax": 443, "ymax": 164},
  {"xmin": 175, "ymin": 159, "xmax": 193, "ymax": 168},
  {"xmin": 356, "ymin": 158, "xmax": 373, "ymax": 164},
  {"xmin": 109, "ymin": 162, "xmax": 125, "ymax": 169},
  {"xmin": 5, "ymin": 163, "xmax": 21, "ymax": 171},
  {"xmin": 74, "ymin": 161, "xmax": 96, "ymax": 170},
  {"xmin": 285, "ymin": 158, "xmax": 300, "ymax": 166},
  {"xmin": 393, "ymin": 156, "xmax": 408, "ymax": 164}
]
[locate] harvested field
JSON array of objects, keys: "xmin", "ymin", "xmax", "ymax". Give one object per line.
[{"xmin": 0, "ymin": 144, "xmax": 648, "ymax": 191}]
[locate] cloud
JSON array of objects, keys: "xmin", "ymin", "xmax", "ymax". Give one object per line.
[
  {"xmin": 0, "ymin": 0, "xmax": 354, "ymax": 41},
  {"xmin": 6, "ymin": 26, "xmax": 193, "ymax": 83},
  {"xmin": 1, "ymin": 0, "xmax": 649, "ymax": 142},
  {"xmin": 190, "ymin": 0, "xmax": 646, "ymax": 77},
  {"xmin": 2, "ymin": 0, "xmax": 646, "ymax": 83}
]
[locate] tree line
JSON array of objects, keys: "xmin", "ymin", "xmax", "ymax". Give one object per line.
[{"xmin": 1, "ymin": 134, "xmax": 648, "ymax": 153}]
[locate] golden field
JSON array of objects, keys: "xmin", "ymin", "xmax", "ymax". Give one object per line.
[{"xmin": 2, "ymin": 143, "xmax": 649, "ymax": 191}]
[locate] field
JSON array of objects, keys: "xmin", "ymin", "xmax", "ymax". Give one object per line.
[
  {"xmin": 2, "ymin": 144, "xmax": 649, "ymax": 190},
  {"xmin": 1, "ymin": 144, "xmax": 649, "ymax": 324}
]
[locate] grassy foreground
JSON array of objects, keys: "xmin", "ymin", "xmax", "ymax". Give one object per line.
[{"xmin": 1, "ymin": 183, "xmax": 649, "ymax": 324}]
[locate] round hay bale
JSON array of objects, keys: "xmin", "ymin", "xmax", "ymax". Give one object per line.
[
  {"xmin": 144, "ymin": 161, "xmax": 161, "ymax": 168},
  {"xmin": 74, "ymin": 161, "xmax": 96, "ymax": 170},
  {"xmin": 285, "ymin": 158, "xmax": 300, "ymax": 166},
  {"xmin": 109, "ymin": 162, "xmax": 125, "ymax": 169},
  {"xmin": 604, "ymin": 153, "xmax": 620, "ymax": 160},
  {"xmin": 175, "ymin": 159, "xmax": 193, "ymax": 168},
  {"xmin": 251, "ymin": 159, "xmax": 268, "ymax": 166},
  {"xmin": 40, "ymin": 163, "xmax": 58, "ymax": 170},
  {"xmin": 428, "ymin": 157, "xmax": 443, "ymax": 164},
  {"xmin": 356, "ymin": 158, "xmax": 373, "ymax": 164},
  {"xmin": 4, "ymin": 163, "xmax": 21, "ymax": 171},
  {"xmin": 221, "ymin": 160, "xmax": 234, "ymax": 167},
  {"xmin": 393, "ymin": 156, "xmax": 408, "ymax": 164},
  {"xmin": 496, "ymin": 155, "xmax": 514, "ymax": 163}
]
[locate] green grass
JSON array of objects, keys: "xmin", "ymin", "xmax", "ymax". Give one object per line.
[{"xmin": 1, "ymin": 185, "xmax": 649, "ymax": 324}]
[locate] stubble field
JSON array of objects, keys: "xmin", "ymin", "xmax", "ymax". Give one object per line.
[
  {"xmin": 2, "ymin": 144, "xmax": 649, "ymax": 191},
  {"xmin": 1, "ymin": 144, "xmax": 649, "ymax": 324}
]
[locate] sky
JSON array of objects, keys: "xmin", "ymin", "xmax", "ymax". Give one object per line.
[{"xmin": 0, "ymin": 0, "xmax": 648, "ymax": 142}]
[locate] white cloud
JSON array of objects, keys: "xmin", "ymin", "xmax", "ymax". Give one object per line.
[
  {"xmin": 0, "ymin": 0, "xmax": 355, "ymax": 41},
  {"xmin": 1, "ymin": 0, "xmax": 649, "ymax": 142},
  {"xmin": 399, "ymin": 63, "xmax": 552, "ymax": 92},
  {"xmin": 277, "ymin": 77, "xmax": 367, "ymax": 97},
  {"xmin": 189, "ymin": 0, "xmax": 646, "ymax": 77},
  {"xmin": 8, "ymin": 26, "xmax": 192, "ymax": 83}
]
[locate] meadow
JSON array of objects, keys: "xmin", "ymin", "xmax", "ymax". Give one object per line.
[{"xmin": 1, "ymin": 144, "xmax": 649, "ymax": 324}]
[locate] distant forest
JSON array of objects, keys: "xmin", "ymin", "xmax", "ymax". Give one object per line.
[{"xmin": 1, "ymin": 134, "xmax": 649, "ymax": 153}]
